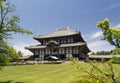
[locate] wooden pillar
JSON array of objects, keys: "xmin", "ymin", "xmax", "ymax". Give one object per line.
[
  {"xmin": 78, "ymin": 46, "xmax": 80, "ymax": 59},
  {"xmin": 33, "ymin": 49, "xmax": 35, "ymax": 60},
  {"xmin": 72, "ymin": 47, "xmax": 73, "ymax": 54},
  {"xmin": 39, "ymin": 49, "xmax": 40, "ymax": 61},
  {"xmin": 50, "ymin": 47, "xmax": 52, "ymax": 56},
  {"xmin": 64, "ymin": 47, "xmax": 67, "ymax": 60},
  {"xmin": 57, "ymin": 48, "xmax": 59, "ymax": 54},
  {"xmin": 78, "ymin": 46, "xmax": 80, "ymax": 54},
  {"xmin": 60, "ymin": 37, "xmax": 61, "ymax": 44},
  {"xmin": 64, "ymin": 47, "xmax": 66, "ymax": 54}
]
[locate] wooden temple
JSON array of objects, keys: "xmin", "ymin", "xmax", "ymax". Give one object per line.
[{"xmin": 25, "ymin": 27, "xmax": 90, "ymax": 61}]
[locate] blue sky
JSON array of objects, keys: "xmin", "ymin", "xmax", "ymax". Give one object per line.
[{"xmin": 9, "ymin": 0, "xmax": 120, "ymax": 55}]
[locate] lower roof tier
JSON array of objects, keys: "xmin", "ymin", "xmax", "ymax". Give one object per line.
[{"xmin": 25, "ymin": 42, "xmax": 86, "ymax": 49}]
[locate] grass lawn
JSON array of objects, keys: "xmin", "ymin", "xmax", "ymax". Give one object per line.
[{"xmin": 0, "ymin": 62, "xmax": 120, "ymax": 83}]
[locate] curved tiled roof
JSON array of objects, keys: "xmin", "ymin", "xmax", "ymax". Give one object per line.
[{"xmin": 34, "ymin": 28, "xmax": 80, "ymax": 39}]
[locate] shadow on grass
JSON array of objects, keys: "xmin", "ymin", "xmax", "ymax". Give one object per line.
[{"xmin": 0, "ymin": 80, "xmax": 25, "ymax": 83}]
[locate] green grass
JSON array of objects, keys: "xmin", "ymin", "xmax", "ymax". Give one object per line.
[
  {"xmin": 0, "ymin": 62, "xmax": 81, "ymax": 83},
  {"xmin": 0, "ymin": 62, "xmax": 120, "ymax": 83}
]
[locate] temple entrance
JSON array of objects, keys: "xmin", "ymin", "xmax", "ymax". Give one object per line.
[
  {"xmin": 72, "ymin": 54, "xmax": 79, "ymax": 60},
  {"xmin": 46, "ymin": 40, "xmax": 60, "ymax": 60},
  {"xmin": 58, "ymin": 54, "xmax": 66, "ymax": 60}
]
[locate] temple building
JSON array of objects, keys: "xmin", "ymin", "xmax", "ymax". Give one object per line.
[{"xmin": 25, "ymin": 27, "xmax": 90, "ymax": 61}]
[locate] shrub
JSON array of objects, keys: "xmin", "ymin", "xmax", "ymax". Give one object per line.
[
  {"xmin": 101, "ymin": 58, "xmax": 105, "ymax": 63},
  {"xmin": 73, "ymin": 77, "xmax": 102, "ymax": 83},
  {"xmin": 91, "ymin": 52, "xmax": 96, "ymax": 55},
  {"xmin": 110, "ymin": 57, "xmax": 120, "ymax": 64},
  {"xmin": 93, "ymin": 60, "xmax": 97, "ymax": 63},
  {"xmin": 108, "ymin": 58, "xmax": 115, "ymax": 63},
  {"xmin": 72, "ymin": 58, "xmax": 120, "ymax": 83},
  {"xmin": 0, "ymin": 54, "xmax": 9, "ymax": 70},
  {"xmin": 111, "ymin": 48, "xmax": 120, "ymax": 55},
  {"xmin": 43, "ymin": 61, "xmax": 62, "ymax": 64}
]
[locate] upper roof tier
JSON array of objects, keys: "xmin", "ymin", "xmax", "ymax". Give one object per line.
[{"xmin": 34, "ymin": 27, "xmax": 80, "ymax": 39}]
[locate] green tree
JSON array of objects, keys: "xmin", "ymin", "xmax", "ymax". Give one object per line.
[
  {"xmin": 97, "ymin": 18, "xmax": 120, "ymax": 48},
  {"xmin": 18, "ymin": 51, "xmax": 23, "ymax": 57},
  {"xmin": 111, "ymin": 48, "xmax": 120, "ymax": 55},
  {"xmin": 1, "ymin": 42, "xmax": 18, "ymax": 58},
  {"xmin": 72, "ymin": 58, "xmax": 120, "ymax": 83},
  {"xmin": 95, "ymin": 51, "xmax": 111, "ymax": 55},
  {"xmin": 0, "ymin": 0, "xmax": 32, "ymax": 69},
  {"xmin": 91, "ymin": 52, "xmax": 96, "ymax": 55},
  {"xmin": 0, "ymin": 0, "xmax": 32, "ymax": 41}
]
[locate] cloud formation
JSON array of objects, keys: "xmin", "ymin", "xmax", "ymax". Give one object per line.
[
  {"xmin": 88, "ymin": 40, "xmax": 107, "ymax": 48},
  {"xmin": 114, "ymin": 23, "xmax": 120, "ymax": 28},
  {"xmin": 13, "ymin": 42, "xmax": 33, "ymax": 56},
  {"xmin": 85, "ymin": 30, "xmax": 114, "ymax": 52},
  {"xmin": 91, "ymin": 31, "xmax": 102, "ymax": 39},
  {"xmin": 88, "ymin": 40, "xmax": 115, "ymax": 52},
  {"xmin": 99, "ymin": 3, "xmax": 120, "ymax": 12},
  {"xmin": 83, "ymin": 30, "xmax": 102, "ymax": 40}
]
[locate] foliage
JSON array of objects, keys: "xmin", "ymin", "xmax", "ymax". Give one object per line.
[
  {"xmin": 73, "ymin": 77, "xmax": 101, "ymax": 83},
  {"xmin": 86, "ymin": 61, "xmax": 119, "ymax": 83},
  {"xmin": 111, "ymin": 48, "xmax": 120, "ymax": 55},
  {"xmin": 96, "ymin": 51, "xmax": 111, "ymax": 55},
  {"xmin": 0, "ymin": 42, "xmax": 19, "ymax": 69},
  {"xmin": 0, "ymin": 0, "xmax": 32, "ymax": 69},
  {"xmin": 91, "ymin": 49, "xmax": 120, "ymax": 55},
  {"xmin": 97, "ymin": 18, "xmax": 120, "ymax": 48},
  {"xmin": 71, "ymin": 58, "xmax": 120, "ymax": 83},
  {"xmin": 109, "ymin": 57, "xmax": 120, "ymax": 64},
  {"xmin": 43, "ymin": 61, "xmax": 62, "ymax": 64},
  {"xmin": 91, "ymin": 52, "xmax": 96, "ymax": 55},
  {"xmin": 101, "ymin": 58, "xmax": 105, "ymax": 63},
  {"xmin": 0, "ymin": 80, "xmax": 25, "ymax": 83},
  {"xmin": 91, "ymin": 51, "xmax": 111, "ymax": 55},
  {"xmin": 18, "ymin": 51, "xmax": 23, "ymax": 57},
  {"xmin": 7, "ymin": 45, "xmax": 19, "ymax": 62},
  {"xmin": 0, "ymin": 54, "xmax": 9, "ymax": 70},
  {"xmin": 0, "ymin": 0, "xmax": 32, "ymax": 40}
]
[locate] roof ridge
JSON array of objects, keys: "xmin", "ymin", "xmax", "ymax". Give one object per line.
[
  {"xmin": 56, "ymin": 27, "xmax": 71, "ymax": 31},
  {"xmin": 36, "ymin": 28, "xmax": 72, "ymax": 37},
  {"xmin": 34, "ymin": 28, "xmax": 80, "ymax": 39},
  {"xmin": 35, "ymin": 30, "xmax": 56, "ymax": 38}
]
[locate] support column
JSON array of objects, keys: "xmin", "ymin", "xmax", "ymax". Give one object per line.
[
  {"xmin": 39, "ymin": 49, "xmax": 41, "ymax": 61},
  {"xmin": 33, "ymin": 49, "xmax": 35, "ymax": 60},
  {"xmin": 64, "ymin": 47, "xmax": 66, "ymax": 54},
  {"xmin": 64, "ymin": 47, "xmax": 68, "ymax": 60},
  {"xmin": 72, "ymin": 47, "xmax": 73, "ymax": 54},
  {"xmin": 78, "ymin": 46, "xmax": 80, "ymax": 60}
]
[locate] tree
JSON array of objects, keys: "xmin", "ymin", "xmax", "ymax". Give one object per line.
[
  {"xmin": 0, "ymin": 42, "xmax": 19, "ymax": 69},
  {"xmin": 97, "ymin": 18, "xmax": 120, "ymax": 48},
  {"xmin": 0, "ymin": 0, "xmax": 32, "ymax": 41},
  {"xmin": 91, "ymin": 52, "xmax": 96, "ymax": 55},
  {"xmin": 72, "ymin": 58, "xmax": 120, "ymax": 83},
  {"xmin": 0, "ymin": 0, "xmax": 32, "ymax": 69},
  {"xmin": 111, "ymin": 48, "xmax": 120, "ymax": 55},
  {"xmin": 18, "ymin": 51, "xmax": 23, "ymax": 57},
  {"xmin": 95, "ymin": 51, "xmax": 111, "ymax": 55}
]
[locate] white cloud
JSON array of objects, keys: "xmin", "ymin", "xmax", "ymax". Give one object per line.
[
  {"xmin": 83, "ymin": 30, "xmax": 115, "ymax": 52},
  {"xmin": 88, "ymin": 40, "xmax": 107, "ymax": 48},
  {"xmin": 88, "ymin": 40, "xmax": 115, "ymax": 52},
  {"xmin": 83, "ymin": 30, "xmax": 102, "ymax": 40},
  {"xmin": 99, "ymin": 3, "xmax": 120, "ymax": 12},
  {"xmin": 91, "ymin": 31, "xmax": 102, "ymax": 39},
  {"xmin": 13, "ymin": 42, "xmax": 33, "ymax": 56},
  {"xmin": 114, "ymin": 23, "xmax": 120, "ymax": 28}
]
